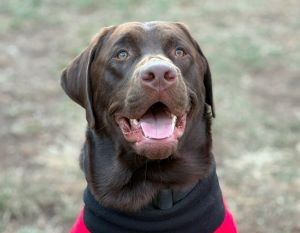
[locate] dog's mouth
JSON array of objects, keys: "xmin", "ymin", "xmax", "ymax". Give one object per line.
[
  {"xmin": 120, "ymin": 102, "xmax": 186, "ymax": 140},
  {"xmin": 116, "ymin": 102, "xmax": 187, "ymax": 159}
]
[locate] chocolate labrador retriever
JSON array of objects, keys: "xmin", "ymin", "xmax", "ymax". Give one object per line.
[{"xmin": 62, "ymin": 22, "xmax": 237, "ymax": 233}]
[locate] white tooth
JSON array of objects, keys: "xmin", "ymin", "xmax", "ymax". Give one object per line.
[
  {"xmin": 130, "ymin": 119, "xmax": 139, "ymax": 127},
  {"xmin": 171, "ymin": 115, "xmax": 177, "ymax": 128},
  {"xmin": 171, "ymin": 114, "xmax": 177, "ymax": 121}
]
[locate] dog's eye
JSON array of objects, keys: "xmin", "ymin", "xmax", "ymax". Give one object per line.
[
  {"xmin": 175, "ymin": 48, "xmax": 186, "ymax": 57},
  {"xmin": 116, "ymin": 50, "xmax": 129, "ymax": 60}
]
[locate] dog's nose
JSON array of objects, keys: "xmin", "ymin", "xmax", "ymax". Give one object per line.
[{"xmin": 140, "ymin": 61, "xmax": 177, "ymax": 91}]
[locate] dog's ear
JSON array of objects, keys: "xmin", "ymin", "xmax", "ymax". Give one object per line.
[
  {"xmin": 61, "ymin": 44, "xmax": 96, "ymax": 128},
  {"xmin": 175, "ymin": 23, "xmax": 215, "ymax": 118},
  {"xmin": 200, "ymin": 53, "xmax": 215, "ymax": 118},
  {"xmin": 60, "ymin": 27, "xmax": 114, "ymax": 128}
]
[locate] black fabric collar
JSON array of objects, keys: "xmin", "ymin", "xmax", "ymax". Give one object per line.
[
  {"xmin": 149, "ymin": 181, "xmax": 197, "ymax": 210},
  {"xmin": 83, "ymin": 163, "xmax": 225, "ymax": 233}
]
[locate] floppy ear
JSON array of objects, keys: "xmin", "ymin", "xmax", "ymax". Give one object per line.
[
  {"xmin": 199, "ymin": 50, "xmax": 215, "ymax": 118},
  {"xmin": 60, "ymin": 28, "xmax": 113, "ymax": 128},
  {"xmin": 191, "ymin": 40, "xmax": 215, "ymax": 118},
  {"xmin": 61, "ymin": 44, "xmax": 96, "ymax": 128},
  {"xmin": 175, "ymin": 23, "xmax": 215, "ymax": 118}
]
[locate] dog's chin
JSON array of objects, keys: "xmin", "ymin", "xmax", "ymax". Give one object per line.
[{"xmin": 133, "ymin": 136, "xmax": 178, "ymax": 160}]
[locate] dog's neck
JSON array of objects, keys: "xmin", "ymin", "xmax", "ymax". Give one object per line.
[
  {"xmin": 83, "ymin": 161, "xmax": 225, "ymax": 233},
  {"xmin": 80, "ymin": 110, "xmax": 213, "ymax": 212},
  {"xmin": 81, "ymin": 126, "xmax": 213, "ymax": 210}
]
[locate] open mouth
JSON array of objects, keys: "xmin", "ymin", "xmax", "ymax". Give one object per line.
[{"xmin": 116, "ymin": 102, "xmax": 187, "ymax": 144}]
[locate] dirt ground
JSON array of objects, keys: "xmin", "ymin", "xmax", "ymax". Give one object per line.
[{"xmin": 0, "ymin": 1, "xmax": 299, "ymax": 233}]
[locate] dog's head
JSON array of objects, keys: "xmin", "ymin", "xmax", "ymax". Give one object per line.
[{"xmin": 61, "ymin": 21, "xmax": 214, "ymax": 161}]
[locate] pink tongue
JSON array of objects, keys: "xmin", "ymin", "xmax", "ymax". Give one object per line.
[{"xmin": 140, "ymin": 110, "xmax": 174, "ymax": 139}]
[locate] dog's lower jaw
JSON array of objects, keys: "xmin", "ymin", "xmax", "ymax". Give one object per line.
[{"xmin": 133, "ymin": 139, "xmax": 178, "ymax": 160}]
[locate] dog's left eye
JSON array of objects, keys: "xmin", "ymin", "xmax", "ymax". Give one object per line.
[
  {"xmin": 175, "ymin": 48, "xmax": 186, "ymax": 57},
  {"xmin": 115, "ymin": 50, "xmax": 129, "ymax": 60}
]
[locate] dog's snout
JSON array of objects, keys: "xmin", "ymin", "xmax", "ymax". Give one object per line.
[{"xmin": 140, "ymin": 62, "xmax": 177, "ymax": 91}]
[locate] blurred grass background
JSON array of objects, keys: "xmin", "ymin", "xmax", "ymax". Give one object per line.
[{"xmin": 0, "ymin": 0, "xmax": 299, "ymax": 232}]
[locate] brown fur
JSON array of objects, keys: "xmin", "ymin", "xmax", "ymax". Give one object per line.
[{"xmin": 61, "ymin": 22, "xmax": 215, "ymax": 212}]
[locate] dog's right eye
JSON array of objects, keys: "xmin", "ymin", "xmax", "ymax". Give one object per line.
[
  {"xmin": 115, "ymin": 50, "xmax": 129, "ymax": 60},
  {"xmin": 175, "ymin": 48, "xmax": 186, "ymax": 57}
]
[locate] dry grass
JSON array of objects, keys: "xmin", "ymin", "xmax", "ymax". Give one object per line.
[{"xmin": 0, "ymin": 0, "xmax": 299, "ymax": 232}]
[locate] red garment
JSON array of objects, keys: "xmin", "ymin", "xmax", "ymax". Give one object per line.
[
  {"xmin": 214, "ymin": 207, "xmax": 238, "ymax": 233},
  {"xmin": 70, "ymin": 208, "xmax": 89, "ymax": 233},
  {"xmin": 70, "ymin": 205, "xmax": 238, "ymax": 233}
]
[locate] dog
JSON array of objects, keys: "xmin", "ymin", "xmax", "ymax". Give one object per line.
[{"xmin": 61, "ymin": 21, "xmax": 238, "ymax": 233}]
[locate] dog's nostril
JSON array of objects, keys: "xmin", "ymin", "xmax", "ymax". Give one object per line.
[
  {"xmin": 164, "ymin": 70, "xmax": 176, "ymax": 81},
  {"xmin": 142, "ymin": 71, "xmax": 155, "ymax": 82}
]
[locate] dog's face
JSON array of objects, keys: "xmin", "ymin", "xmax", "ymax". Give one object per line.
[
  {"xmin": 61, "ymin": 21, "xmax": 214, "ymax": 161},
  {"xmin": 61, "ymin": 22, "xmax": 215, "ymax": 211}
]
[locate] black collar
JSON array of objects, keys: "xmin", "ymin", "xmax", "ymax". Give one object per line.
[{"xmin": 83, "ymin": 162, "xmax": 225, "ymax": 233}]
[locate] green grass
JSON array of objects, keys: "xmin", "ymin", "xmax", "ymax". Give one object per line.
[
  {"xmin": 0, "ymin": 161, "xmax": 84, "ymax": 233},
  {"xmin": 0, "ymin": 0, "xmax": 44, "ymax": 30},
  {"xmin": 16, "ymin": 227, "xmax": 45, "ymax": 233}
]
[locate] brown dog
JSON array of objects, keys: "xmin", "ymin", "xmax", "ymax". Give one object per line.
[{"xmin": 62, "ymin": 22, "xmax": 237, "ymax": 233}]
